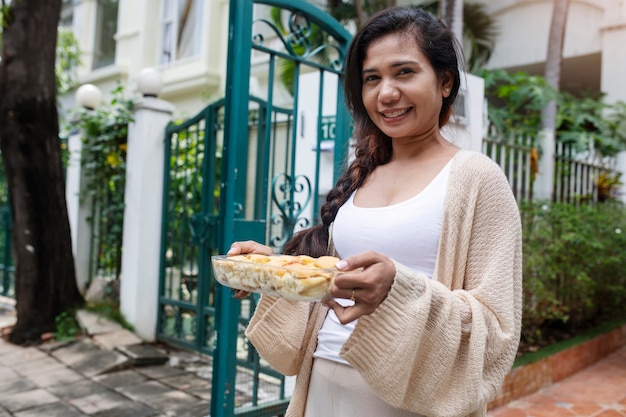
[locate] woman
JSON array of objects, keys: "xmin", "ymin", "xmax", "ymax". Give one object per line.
[{"xmin": 229, "ymin": 6, "xmax": 522, "ymax": 417}]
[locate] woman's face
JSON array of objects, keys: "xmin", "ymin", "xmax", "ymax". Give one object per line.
[{"xmin": 361, "ymin": 33, "xmax": 451, "ymax": 141}]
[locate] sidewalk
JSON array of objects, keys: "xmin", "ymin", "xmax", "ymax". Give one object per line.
[
  {"xmin": 487, "ymin": 344, "xmax": 626, "ymax": 417},
  {"xmin": 1, "ymin": 301, "xmax": 625, "ymax": 417},
  {"xmin": 0, "ymin": 303, "xmax": 214, "ymax": 417}
]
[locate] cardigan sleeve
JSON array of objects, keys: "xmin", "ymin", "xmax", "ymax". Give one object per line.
[
  {"xmin": 340, "ymin": 153, "xmax": 523, "ymax": 417},
  {"xmin": 245, "ymin": 295, "xmax": 314, "ymax": 376}
]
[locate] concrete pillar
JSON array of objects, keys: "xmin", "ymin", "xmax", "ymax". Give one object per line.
[
  {"xmin": 534, "ymin": 128, "xmax": 555, "ymax": 201},
  {"xmin": 65, "ymin": 131, "xmax": 93, "ymax": 294},
  {"xmin": 120, "ymin": 96, "xmax": 174, "ymax": 341},
  {"xmin": 600, "ymin": 14, "xmax": 626, "ymax": 204}
]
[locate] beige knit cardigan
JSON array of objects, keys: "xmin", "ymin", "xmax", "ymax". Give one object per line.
[{"xmin": 246, "ymin": 149, "xmax": 523, "ymax": 417}]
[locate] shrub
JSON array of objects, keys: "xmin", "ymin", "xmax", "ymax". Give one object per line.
[{"xmin": 520, "ymin": 201, "xmax": 626, "ymax": 348}]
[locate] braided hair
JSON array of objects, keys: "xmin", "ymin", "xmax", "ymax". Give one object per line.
[{"xmin": 283, "ymin": 7, "xmax": 462, "ymax": 257}]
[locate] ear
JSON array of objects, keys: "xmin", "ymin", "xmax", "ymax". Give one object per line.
[{"xmin": 440, "ymin": 72, "xmax": 454, "ymax": 98}]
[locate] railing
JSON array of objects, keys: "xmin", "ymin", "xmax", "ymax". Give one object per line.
[
  {"xmin": 554, "ymin": 141, "xmax": 619, "ymax": 204},
  {"xmin": 482, "ymin": 128, "xmax": 535, "ymax": 202},
  {"xmin": 483, "ymin": 127, "xmax": 619, "ymax": 204}
]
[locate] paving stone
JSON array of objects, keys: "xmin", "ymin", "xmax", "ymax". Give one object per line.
[
  {"xmin": 0, "ymin": 388, "xmax": 59, "ymax": 413},
  {"xmin": 37, "ymin": 338, "xmax": 77, "ymax": 353},
  {"xmin": 136, "ymin": 364, "xmax": 187, "ymax": 380},
  {"xmin": 12, "ymin": 355, "xmax": 65, "ymax": 377},
  {"xmin": 91, "ymin": 401, "xmax": 159, "ymax": 417},
  {"xmin": 188, "ymin": 386, "xmax": 212, "ymax": 401},
  {"xmin": 141, "ymin": 390, "xmax": 203, "ymax": 413},
  {"xmin": 13, "ymin": 401, "xmax": 88, "ymax": 417},
  {"xmin": 68, "ymin": 391, "xmax": 134, "ymax": 415},
  {"xmin": 0, "ymin": 366, "xmax": 19, "ymax": 380},
  {"xmin": 27, "ymin": 366, "xmax": 85, "ymax": 388},
  {"xmin": 0, "ymin": 376, "xmax": 38, "ymax": 394},
  {"xmin": 116, "ymin": 343, "xmax": 169, "ymax": 366},
  {"xmin": 168, "ymin": 401, "xmax": 211, "ymax": 417},
  {"xmin": 50, "ymin": 339, "xmax": 103, "ymax": 366},
  {"xmin": 0, "ymin": 338, "xmax": 21, "ymax": 356},
  {"xmin": 115, "ymin": 380, "xmax": 173, "ymax": 402},
  {"xmin": 47, "ymin": 378, "xmax": 108, "ymax": 400},
  {"xmin": 0, "ymin": 347, "xmax": 48, "ymax": 367},
  {"xmin": 70, "ymin": 349, "xmax": 131, "ymax": 376},
  {"xmin": 76, "ymin": 310, "xmax": 124, "ymax": 336},
  {"xmin": 92, "ymin": 369, "xmax": 147, "ymax": 388},
  {"xmin": 160, "ymin": 373, "xmax": 211, "ymax": 392},
  {"xmin": 93, "ymin": 329, "xmax": 143, "ymax": 350}
]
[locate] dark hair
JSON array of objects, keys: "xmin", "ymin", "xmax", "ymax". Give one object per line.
[{"xmin": 283, "ymin": 7, "xmax": 462, "ymax": 257}]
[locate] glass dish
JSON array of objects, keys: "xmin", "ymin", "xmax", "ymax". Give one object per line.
[{"xmin": 211, "ymin": 254, "xmax": 340, "ymax": 301}]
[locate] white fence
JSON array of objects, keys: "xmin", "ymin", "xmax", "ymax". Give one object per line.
[{"xmin": 482, "ymin": 128, "xmax": 620, "ymax": 204}]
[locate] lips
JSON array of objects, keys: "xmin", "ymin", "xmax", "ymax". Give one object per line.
[{"xmin": 381, "ymin": 108, "xmax": 410, "ymax": 118}]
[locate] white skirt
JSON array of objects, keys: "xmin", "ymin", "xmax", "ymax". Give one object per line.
[{"xmin": 304, "ymin": 357, "xmax": 425, "ymax": 417}]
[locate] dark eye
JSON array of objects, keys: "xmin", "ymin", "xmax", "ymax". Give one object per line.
[
  {"xmin": 397, "ymin": 67, "xmax": 414, "ymax": 76},
  {"xmin": 363, "ymin": 74, "xmax": 380, "ymax": 83}
]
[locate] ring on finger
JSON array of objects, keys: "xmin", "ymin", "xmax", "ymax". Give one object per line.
[{"xmin": 350, "ymin": 289, "xmax": 356, "ymax": 302}]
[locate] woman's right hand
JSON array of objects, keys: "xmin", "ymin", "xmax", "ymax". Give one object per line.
[
  {"xmin": 225, "ymin": 240, "xmax": 274, "ymax": 299},
  {"xmin": 226, "ymin": 240, "xmax": 274, "ymax": 256}
]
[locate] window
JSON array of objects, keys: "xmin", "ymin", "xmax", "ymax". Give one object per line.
[
  {"xmin": 93, "ymin": 0, "xmax": 119, "ymax": 69},
  {"xmin": 59, "ymin": 0, "xmax": 74, "ymax": 28},
  {"xmin": 161, "ymin": 0, "xmax": 203, "ymax": 65}
]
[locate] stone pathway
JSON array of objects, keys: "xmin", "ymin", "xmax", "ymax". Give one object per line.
[
  {"xmin": 2, "ymin": 298, "xmax": 625, "ymax": 417},
  {"xmin": 0, "ymin": 307, "xmax": 214, "ymax": 417},
  {"xmin": 488, "ymin": 345, "xmax": 626, "ymax": 417}
]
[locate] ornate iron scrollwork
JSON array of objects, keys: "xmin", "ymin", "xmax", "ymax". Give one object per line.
[
  {"xmin": 270, "ymin": 173, "xmax": 312, "ymax": 247},
  {"xmin": 188, "ymin": 213, "xmax": 216, "ymax": 247},
  {"xmin": 252, "ymin": 10, "xmax": 345, "ymax": 72}
]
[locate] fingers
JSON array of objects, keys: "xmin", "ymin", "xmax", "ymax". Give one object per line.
[
  {"xmin": 325, "ymin": 251, "xmax": 397, "ymax": 323},
  {"xmin": 323, "ymin": 297, "xmax": 372, "ymax": 324},
  {"xmin": 226, "ymin": 240, "xmax": 274, "ymax": 256},
  {"xmin": 232, "ymin": 289, "xmax": 251, "ymax": 300},
  {"xmin": 335, "ymin": 250, "xmax": 387, "ymax": 271}
]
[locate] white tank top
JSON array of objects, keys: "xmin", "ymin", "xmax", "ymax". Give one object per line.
[{"xmin": 313, "ymin": 161, "xmax": 451, "ymax": 364}]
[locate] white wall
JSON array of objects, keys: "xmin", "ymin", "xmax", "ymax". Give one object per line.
[
  {"xmin": 71, "ymin": 0, "xmax": 230, "ymax": 119},
  {"xmin": 486, "ymin": 0, "xmax": 604, "ymax": 69}
]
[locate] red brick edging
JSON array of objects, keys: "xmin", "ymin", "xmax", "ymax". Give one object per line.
[{"xmin": 488, "ymin": 323, "xmax": 626, "ymax": 409}]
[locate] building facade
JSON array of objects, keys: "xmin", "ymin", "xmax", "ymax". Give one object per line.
[{"xmin": 66, "ymin": 0, "xmax": 626, "ymax": 116}]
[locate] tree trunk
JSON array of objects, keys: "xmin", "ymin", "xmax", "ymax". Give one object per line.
[
  {"xmin": 0, "ymin": 0, "xmax": 84, "ymax": 345},
  {"xmin": 439, "ymin": 0, "xmax": 464, "ymax": 45},
  {"xmin": 541, "ymin": 0, "xmax": 571, "ymax": 130},
  {"xmin": 354, "ymin": 0, "xmax": 366, "ymax": 29}
]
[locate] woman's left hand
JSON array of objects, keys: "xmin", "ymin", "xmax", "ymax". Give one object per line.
[{"xmin": 324, "ymin": 251, "xmax": 396, "ymax": 324}]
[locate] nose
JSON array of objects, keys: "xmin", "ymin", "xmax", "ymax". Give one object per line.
[{"xmin": 379, "ymin": 80, "xmax": 399, "ymax": 103}]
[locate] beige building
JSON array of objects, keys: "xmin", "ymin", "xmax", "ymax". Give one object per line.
[
  {"xmin": 66, "ymin": 0, "xmax": 230, "ymax": 117},
  {"xmin": 66, "ymin": 0, "xmax": 626, "ymax": 115},
  {"xmin": 483, "ymin": 0, "xmax": 626, "ymax": 107}
]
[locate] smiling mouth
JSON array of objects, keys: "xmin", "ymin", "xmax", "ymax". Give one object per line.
[{"xmin": 381, "ymin": 108, "xmax": 410, "ymax": 118}]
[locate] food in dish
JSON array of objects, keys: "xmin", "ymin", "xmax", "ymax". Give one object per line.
[{"xmin": 211, "ymin": 254, "xmax": 341, "ymax": 301}]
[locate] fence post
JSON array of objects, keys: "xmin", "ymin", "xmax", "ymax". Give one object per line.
[
  {"xmin": 120, "ymin": 70, "xmax": 174, "ymax": 340},
  {"xmin": 535, "ymin": 128, "xmax": 555, "ymax": 201},
  {"xmin": 65, "ymin": 130, "xmax": 93, "ymax": 295},
  {"xmin": 617, "ymin": 151, "xmax": 626, "ymax": 204}
]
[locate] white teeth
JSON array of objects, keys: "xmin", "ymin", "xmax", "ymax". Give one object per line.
[{"xmin": 382, "ymin": 109, "xmax": 408, "ymax": 118}]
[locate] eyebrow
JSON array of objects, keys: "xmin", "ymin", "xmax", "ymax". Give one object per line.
[{"xmin": 362, "ymin": 60, "xmax": 420, "ymax": 75}]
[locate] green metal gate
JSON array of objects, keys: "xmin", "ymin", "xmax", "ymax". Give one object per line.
[
  {"xmin": 0, "ymin": 155, "xmax": 14, "ymax": 298},
  {"xmin": 157, "ymin": 1, "xmax": 352, "ymax": 416}
]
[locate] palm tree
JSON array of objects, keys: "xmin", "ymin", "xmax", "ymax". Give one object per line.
[
  {"xmin": 415, "ymin": 0, "xmax": 498, "ymax": 73},
  {"xmin": 329, "ymin": 0, "xmax": 498, "ymax": 74},
  {"xmin": 542, "ymin": 0, "xmax": 571, "ymax": 131},
  {"xmin": 438, "ymin": 0, "xmax": 463, "ymax": 44},
  {"xmin": 535, "ymin": 0, "xmax": 571, "ymax": 202}
]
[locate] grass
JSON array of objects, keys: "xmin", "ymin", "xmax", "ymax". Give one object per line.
[{"xmin": 513, "ymin": 316, "xmax": 626, "ymax": 368}]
